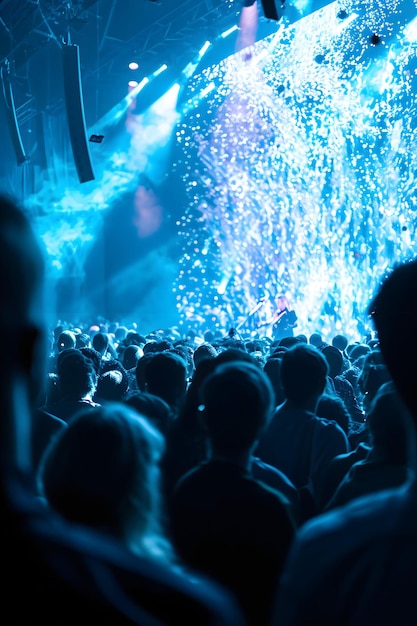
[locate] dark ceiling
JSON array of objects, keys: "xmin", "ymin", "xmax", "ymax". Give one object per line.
[
  {"xmin": 2, "ymin": 1, "xmax": 416, "ymax": 166},
  {"xmin": 0, "ymin": 0, "xmax": 247, "ymax": 126}
]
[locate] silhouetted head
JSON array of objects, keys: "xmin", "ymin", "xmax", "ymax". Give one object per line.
[
  {"xmin": 332, "ymin": 334, "xmax": 348, "ymax": 352},
  {"xmin": 264, "ymin": 357, "xmax": 285, "ymax": 407},
  {"xmin": 92, "ymin": 332, "xmax": 109, "ymax": 357},
  {"xmin": 200, "ymin": 361, "xmax": 275, "ymax": 456},
  {"xmin": 144, "ymin": 351, "xmax": 188, "ymax": 410},
  {"xmin": 57, "ymin": 349, "xmax": 97, "ymax": 400},
  {"xmin": 0, "ymin": 194, "xmax": 48, "ymax": 465},
  {"xmin": 38, "ymin": 403, "xmax": 167, "ymax": 557},
  {"xmin": 193, "ymin": 343, "xmax": 218, "ymax": 368},
  {"xmin": 370, "ymin": 259, "xmax": 417, "ymax": 426},
  {"xmin": 309, "ymin": 333, "xmax": 323, "ymax": 348},
  {"xmin": 321, "ymin": 345, "xmax": 343, "ymax": 379},
  {"xmin": 317, "ymin": 394, "xmax": 350, "ymax": 435},
  {"xmin": 349, "ymin": 343, "xmax": 372, "ymax": 364},
  {"xmin": 125, "ymin": 392, "xmax": 173, "ymax": 435},
  {"xmin": 95, "ymin": 370, "xmax": 129, "ymax": 403},
  {"xmin": 122, "ymin": 345, "xmax": 142, "ymax": 371},
  {"xmin": 280, "ymin": 344, "xmax": 328, "ymax": 406},
  {"xmin": 57, "ymin": 330, "xmax": 77, "ymax": 353}
]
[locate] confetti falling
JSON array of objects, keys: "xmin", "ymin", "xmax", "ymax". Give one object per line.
[{"xmin": 173, "ymin": 0, "xmax": 417, "ymax": 341}]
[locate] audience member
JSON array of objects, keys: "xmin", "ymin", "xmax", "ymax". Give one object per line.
[
  {"xmin": 264, "ymin": 356, "xmax": 286, "ymax": 407},
  {"xmin": 273, "ymin": 258, "xmax": 417, "ymax": 625},
  {"xmin": 121, "ymin": 344, "xmax": 142, "ymax": 392},
  {"xmin": 0, "ymin": 193, "xmax": 245, "ymax": 626},
  {"xmin": 143, "ymin": 351, "xmax": 188, "ymax": 416},
  {"xmin": 321, "ymin": 344, "xmax": 364, "ymax": 423},
  {"xmin": 162, "ymin": 350, "xmax": 299, "ymax": 517},
  {"xmin": 47, "ymin": 349, "xmax": 100, "ymax": 421},
  {"xmin": 125, "ymin": 391, "xmax": 173, "ymax": 435},
  {"xmin": 317, "ymin": 393, "xmax": 350, "ymax": 436},
  {"xmin": 256, "ymin": 344, "xmax": 349, "ymax": 507},
  {"xmin": 169, "ymin": 360, "xmax": 295, "ymax": 625},
  {"xmin": 325, "ymin": 382, "xmax": 411, "ymax": 510},
  {"xmin": 94, "ymin": 369, "xmax": 129, "ymax": 403},
  {"xmin": 38, "ymin": 404, "xmax": 172, "ymax": 560}
]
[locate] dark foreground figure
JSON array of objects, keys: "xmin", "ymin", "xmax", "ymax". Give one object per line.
[
  {"xmin": 273, "ymin": 260, "xmax": 417, "ymax": 625},
  {"xmin": 0, "ymin": 193, "xmax": 244, "ymax": 626}
]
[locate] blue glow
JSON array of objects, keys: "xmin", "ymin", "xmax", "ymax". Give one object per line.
[
  {"xmin": 220, "ymin": 25, "xmax": 239, "ymax": 39},
  {"xmin": 153, "ymin": 64, "xmax": 168, "ymax": 78},
  {"xmin": 91, "ymin": 77, "xmax": 149, "ymax": 129},
  {"xmin": 199, "ymin": 41, "xmax": 212, "ymax": 58},
  {"xmin": 173, "ymin": 0, "xmax": 417, "ymax": 341},
  {"xmin": 404, "ymin": 16, "xmax": 417, "ymax": 42}
]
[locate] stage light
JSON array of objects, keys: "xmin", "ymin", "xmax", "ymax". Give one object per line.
[
  {"xmin": 129, "ymin": 61, "xmax": 139, "ymax": 70},
  {"xmin": 153, "ymin": 63, "xmax": 168, "ymax": 77},
  {"xmin": 404, "ymin": 16, "xmax": 417, "ymax": 43},
  {"xmin": 199, "ymin": 41, "xmax": 211, "ymax": 57},
  {"xmin": 0, "ymin": 62, "xmax": 28, "ymax": 166},
  {"xmin": 128, "ymin": 80, "xmax": 139, "ymax": 87},
  {"xmin": 220, "ymin": 24, "xmax": 239, "ymax": 38},
  {"xmin": 180, "ymin": 41, "xmax": 213, "ymax": 82}
]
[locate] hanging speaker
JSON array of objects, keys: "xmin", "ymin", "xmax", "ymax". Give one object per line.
[
  {"xmin": 62, "ymin": 43, "xmax": 94, "ymax": 183},
  {"xmin": 1, "ymin": 63, "xmax": 28, "ymax": 166},
  {"xmin": 260, "ymin": 0, "xmax": 337, "ymax": 22},
  {"xmin": 259, "ymin": 0, "xmax": 283, "ymax": 20}
]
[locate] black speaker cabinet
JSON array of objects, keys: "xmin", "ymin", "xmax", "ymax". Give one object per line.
[
  {"xmin": 1, "ymin": 64, "xmax": 28, "ymax": 166},
  {"xmin": 62, "ymin": 43, "xmax": 95, "ymax": 183}
]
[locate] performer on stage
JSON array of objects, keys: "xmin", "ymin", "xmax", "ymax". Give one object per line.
[{"xmin": 262, "ymin": 295, "xmax": 298, "ymax": 341}]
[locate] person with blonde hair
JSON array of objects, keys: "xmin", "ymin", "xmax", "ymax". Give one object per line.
[{"xmin": 38, "ymin": 403, "xmax": 173, "ymax": 562}]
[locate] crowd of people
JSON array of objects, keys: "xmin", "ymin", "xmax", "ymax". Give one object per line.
[{"xmin": 1, "ymin": 190, "xmax": 417, "ymax": 625}]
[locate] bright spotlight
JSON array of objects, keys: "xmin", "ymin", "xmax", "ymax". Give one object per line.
[
  {"xmin": 404, "ymin": 16, "xmax": 417, "ymax": 43},
  {"xmin": 129, "ymin": 61, "xmax": 139, "ymax": 70},
  {"xmin": 128, "ymin": 80, "xmax": 139, "ymax": 87},
  {"xmin": 180, "ymin": 41, "xmax": 213, "ymax": 82},
  {"xmin": 220, "ymin": 25, "xmax": 239, "ymax": 38},
  {"xmin": 153, "ymin": 63, "xmax": 168, "ymax": 77},
  {"xmin": 198, "ymin": 41, "xmax": 211, "ymax": 57}
]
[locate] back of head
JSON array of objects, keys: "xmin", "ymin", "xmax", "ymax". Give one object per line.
[
  {"xmin": 144, "ymin": 351, "xmax": 187, "ymax": 409},
  {"xmin": 38, "ymin": 404, "xmax": 165, "ymax": 553},
  {"xmin": 264, "ymin": 357, "xmax": 285, "ymax": 406},
  {"xmin": 332, "ymin": 334, "xmax": 348, "ymax": 352},
  {"xmin": 193, "ymin": 343, "xmax": 217, "ymax": 368},
  {"xmin": 95, "ymin": 370, "xmax": 129, "ymax": 403},
  {"xmin": 317, "ymin": 394, "xmax": 350, "ymax": 434},
  {"xmin": 200, "ymin": 361, "xmax": 275, "ymax": 455},
  {"xmin": 75, "ymin": 333, "xmax": 91, "ymax": 350},
  {"xmin": 321, "ymin": 345, "xmax": 343, "ymax": 379},
  {"xmin": 349, "ymin": 343, "xmax": 371, "ymax": 364},
  {"xmin": 309, "ymin": 333, "xmax": 323, "ymax": 348},
  {"xmin": 370, "ymin": 259, "xmax": 417, "ymax": 425},
  {"xmin": 92, "ymin": 332, "xmax": 109, "ymax": 356},
  {"xmin": 125, "ymin": 392, "xmax": 173, "ymax": 434},
  {"xmin": 280, "ymin": 344, "xmax": 328, "ymax": 405},
  {"xmin": 279, "ymin": 336, "xmax": 300, "ymax": 349},
  {"xmin": 214, "ymin": 347, "xmax": 257, "ymax": 367},
  {"xmin": 57, "ymin": 349, "xmax": 97, "ymax": 399},
  {"xmin": 122, "ymin": 345, "xmax": 142, "ymax": 371},
  {"xmin": 80, "ymin": 347, "xmax": 102, "ymax": 375},
  {"xmin": 57, "ymin": 331, "xmax": 77, "ymax": 353}
]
